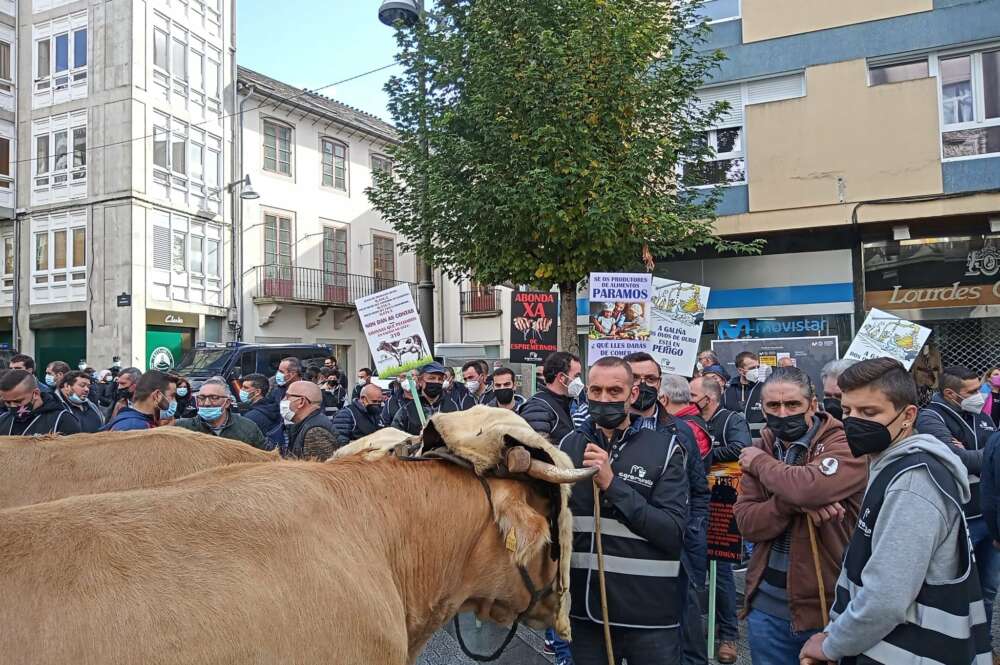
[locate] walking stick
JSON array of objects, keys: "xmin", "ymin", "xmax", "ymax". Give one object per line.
[
  {"xmin": 806, "ymin": 517, "xmax": 828, "ymax": 621},
  {"xmin": 593, "ymin": 478, "xmax": 615, "ymax": 665}
]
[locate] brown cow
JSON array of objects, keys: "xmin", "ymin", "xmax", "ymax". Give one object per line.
[
  {"xmin": 0, "ymin": 453, "xmax": 593, "ymax": 665},
  {"xmin": 0, "ymin": 427, "xmax": 278, "ymax": 510}
]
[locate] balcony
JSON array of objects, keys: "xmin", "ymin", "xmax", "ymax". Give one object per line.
[
  {"xmin": 460, "ymin": 288, "xmax": 502, "ymax": 317},
  {"xmin": 250, "ymin": 265, "xmax": 416, "ymax": 308}
]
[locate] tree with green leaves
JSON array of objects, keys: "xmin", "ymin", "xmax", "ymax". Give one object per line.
[{"xmin": 368, "ymin": 0, "xmax": 759, "ymax": 353}]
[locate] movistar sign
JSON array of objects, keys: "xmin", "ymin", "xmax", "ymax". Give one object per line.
[{"xmin": 717, "ymin": 318, "xmax": 826, "ymax": 340}]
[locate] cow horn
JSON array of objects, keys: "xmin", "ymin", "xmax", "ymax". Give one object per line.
[
  {"xmin": 505, "ymin": 446, "xmax": 533, "ymax": 474},
  {"xmin": 526, "ymin": 459, "xmax": 599, "ymax": 484}
]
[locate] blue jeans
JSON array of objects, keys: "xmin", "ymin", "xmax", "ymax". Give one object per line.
[
  {"xmin": 969, "ymin": 516, "xmax": 1000, "ymax": 626},
  {"xmin": 546, "ymin": 627, "xmax": 574, "ymax": 664},
  {"xmin": 715, "ymin": 561, "xmax": 739, "ymax": 641},
  {"xmin": 746, "ymin": 609, "xmax": 819, "ymax": 665}
]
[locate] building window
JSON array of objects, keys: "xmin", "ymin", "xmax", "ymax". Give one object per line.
[
  {"xmin": 692, "ymin": 0, "xmax": 741, "ymax": 23},
  {"xmin": 371, "ymin": 153, "xmax": 393, "ymax": 176},
  {"xmin": 323, "ymin": 226, "xmax": 348, "ymax": 277},
  {"xmin": 373, "ymin": 234, "xmax": 396, "ymax": 285},
  {"xmin": 322, "ymin": 138, "xmax": 347, "ymax": 190},
  {"xmin": 150, "ymin": 211, "xmax": 224, "ymax": 306},
  {"xmin": 30, "ymin": 210, "xmax": 87, "ymax": 304},
  {"xmin": 0, "ymin": 137, "xmax": 10, "ymax": 189},
  {"xmin": 152, "ymin": 111, "xmax": 223, "ymax": 209},
  {"xmin": 32, "ymin": 111, "xmax": 87, "ymax": 204},
  {"xmin": 263, "ymin": 120, "xmax": 292, "ymax": 176},
  {"xmin": 939, "ymin": 49, "xmax": 1000, "ymax": 159},
  {"xmin": 2, "ymin": 235, "xmax": 13, "ymax": 289},
  {"xmin": 264, "ymin": 213, "xmax": 293, "ymax": 280},
  {"xmin": 869, "ymin": 59, "xmax": 928, "ymax": 86},
  {"xmin": 684, "ymin": 127, "xmax": 746, "ymax": 186},
  {"xmin": 0, "ymin": 41, "xmax": 11, "ymax": 92},
  {"xmin": 152, "ymin": 13, "xmax": 222, "ymax": 111},
  {"xmin": 34, "ymin": 14, "xmax": 87, "ymax": 96}
]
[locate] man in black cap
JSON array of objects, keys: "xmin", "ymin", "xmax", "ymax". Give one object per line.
[{"xmin": 390, "ymin": 362, "xmax": 464, "ymax": 435}]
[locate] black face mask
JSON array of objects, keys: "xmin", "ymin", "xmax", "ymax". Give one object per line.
[
  {"xmin": 631, "ymin": 384, "xmax": 658, "ymax": 412},
  {"xmin": 822, "ymin": 397, "xmax": 843, "ymax": 421},
  {"xmin": 365, "ymin": 403, "xmax": 382, "ymax": 418},
  {"xmin": 494, "ymin": 388, "xmax": 515, "ymax": 405},
  {"xmin": 843, "ymin": 410, "xmax": 906, "ymax": 458},
  {"xmin": 589, "ymin": 399, "xmax": 629, "ymax": 430},
  {"xmin": 115, "ymin": 387, "xmax": 132, "ymax": 402},
  {"xmin": 765, "ymin": 412, "xmax": 810, "ymax": 442},
  {"xmin": 423, "ymin": 382, "xmax": 444, "ymax": 399}
]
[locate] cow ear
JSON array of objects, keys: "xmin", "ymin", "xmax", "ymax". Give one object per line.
[
  {"xmin": 491, "ymin": 482, "xmax": 551, "ymax": 565},
  {"xmin": 422, "ymin": 420, "xmax": 444, "ymax": 450}
]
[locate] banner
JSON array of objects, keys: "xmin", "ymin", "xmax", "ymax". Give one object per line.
[
  {"xmin": 356, "ymin": 284, "xmax": 433, "ymax": 377},
  {"xmin": 509, "ymin": 291, "xmax": 558, "ymax": 365},
  {"xmin": 587, "ymin": 273, "xmax": 652, "ymax": 364},
  {"xmin": 844, "ymin": 308, "xmax": 931, "ymax": 370},
  {"xmin": 707, "ymin": 462, "xmax": 743, "ymax": 562},
  {"xmin": 650, "ymin": 278, "xmax": 711, "ymax": 377}
]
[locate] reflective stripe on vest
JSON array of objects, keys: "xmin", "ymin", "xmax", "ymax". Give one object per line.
[
  {"xmin": 570, "ymin": 552, "xmax": 680, "ymax": 578},
  {"xmin": 573, "ymin": 516, "xmax": 646, "ymax": 541}
]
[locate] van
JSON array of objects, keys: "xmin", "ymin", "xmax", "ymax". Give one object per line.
[{"xmin": 172, "ymin": 342, "xmax": 335, "ymax": 390}]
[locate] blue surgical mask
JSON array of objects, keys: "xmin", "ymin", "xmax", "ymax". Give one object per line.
[
  {"xmin": 275, "ymin": 371, "xmax": 286, "ymax": 386},
  {"xmin": 68, "ymin": 393, "xmax": 85, "ymax": 404},
  {"xmin": 239, "ymin": 389, "xmax": 251, "ymax": 403},
  {"xmin": 176, "ymin": 387, "xmax": 189, "ymax": 398},
  {"xmin": 44, "ymin": 374, "xmax": 56, "ymax": 387},
  {"xmin": 198, "ymin": 406, "xmax": 224, "ymax": 421},
  {"xmin": 159, "ymin": 400, "xmax": 177, "ymax": 419}
]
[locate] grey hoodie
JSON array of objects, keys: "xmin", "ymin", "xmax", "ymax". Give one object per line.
[{"xmin": 822, "ymin": 433, "xmax": 970, "ymax": 662}]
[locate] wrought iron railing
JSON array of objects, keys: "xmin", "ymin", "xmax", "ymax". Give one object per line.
[
  {"xmin": 251, "ymin": 265, "xmax": 416, "ymax": 307},
  {"xmin": 460, "ymin": 288, "xmax": 502, "ymax": 316}
]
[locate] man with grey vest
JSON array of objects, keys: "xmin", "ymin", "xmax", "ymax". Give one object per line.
[{"xmin": 800, "ymin": 358, "xmax": 991, "ymax": 665}]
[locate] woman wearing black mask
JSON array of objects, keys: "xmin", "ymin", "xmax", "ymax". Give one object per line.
[{"xmin": 734, "ymin": 366, "xmax": 867, "ymax": 664}]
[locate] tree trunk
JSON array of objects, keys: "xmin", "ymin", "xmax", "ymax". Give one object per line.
[{"xmin": 559, "ymin": 282, "xmax": 580, "ymax": 355}]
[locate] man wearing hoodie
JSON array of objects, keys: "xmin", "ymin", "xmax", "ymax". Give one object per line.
[
  {"xmin": 722, "ymin": 351, "xmax": 767, "ymax": 435},
  {"xmin": 800, "ymin": 358, "xmax": 992, "ymax": 665},
  {"xmin": 734, "ymin": 366, "xmax": 867, "ymax": 665},
  {"xmin": 238, "ymin": 373, "xmax": 284, "ymax": 450},
  {"xmin": 104, "ymin": 370, "xmax": 176, "ymax": 431},
  {"xmin": 0, "ymin": 369, "xmax": 81, "ymax": 435},
  {"xmin": 915, "ymin": 364, "xmax": 1000, "ymax": 627}
]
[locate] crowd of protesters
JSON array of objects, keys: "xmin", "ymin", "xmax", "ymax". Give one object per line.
[{"xmin": 4, "ymin": 345, "xmax": 1000, "ymax": 665}]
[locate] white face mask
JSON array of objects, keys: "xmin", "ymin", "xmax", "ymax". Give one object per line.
[
  {"xmin": 567, "ymin": 376, "xmax": 585, "ymax": 399},
  {"xmin": 961, "ymin": 392, "xmax": 987, "ymax": 414},
  {"xmin": 279, "ymin": 399, "xmax": 295, "ymax": 424},
  {"xmin": 744, "ymin": 368, "xmax": 760, "ymax": 383},
  {"xmin": 442, "ymin": 380, "xmax": 451, "ymax": 390},
  {"xmin": 466, "ymin": 380, "xmax": 480, "ymax": 393},
  {"xmin": 695, "ymin": 361, "xmax": 704, "ymax": 372},
  {"xmin": 357, "ymin": 378, "xmax": 366, "ymax": 386}
]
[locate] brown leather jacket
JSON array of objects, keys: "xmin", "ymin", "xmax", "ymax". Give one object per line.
[{"xmin": 734, "ymin": 412, "xmax": 867, "ymax": 632}]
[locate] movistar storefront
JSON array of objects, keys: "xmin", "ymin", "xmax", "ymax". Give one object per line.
[{"xmin": 863, "ymin": 234, "xmax": 1000, "ymax": 375}]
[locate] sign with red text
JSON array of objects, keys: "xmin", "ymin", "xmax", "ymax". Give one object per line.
[
  {"xmin": 707, "ymin": 462, "xmax": 743, "ymax": 562},
  {"xmin": 510, "ymin": 291, "xmax": 558, "ymax": 365},
  {"xmin": 357, "ymin": 284, "xmax": 433, "ymax": 376}
]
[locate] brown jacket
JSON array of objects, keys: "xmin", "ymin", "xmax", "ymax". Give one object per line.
[{"xmin": 734, "ymin": 412, "xmax": 867, "ymax": 632}]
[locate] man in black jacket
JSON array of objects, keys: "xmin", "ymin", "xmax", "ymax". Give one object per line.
[
  {"xmin": 332, "ymin": 383, "xmax": 385, "ymax": 444},
  {"xmin": 915, "ymin": 365, "xmax": 1000, "ymax": 626},
  {"xmin": 351, "ymin": 367, "xmax": 374, "ymax": 401},
  {"xmin": 0, "ymin": 369, "xmax": 81, "ymax": 436},
  {"xmin": 391, "ymin": 362, "xmax": 463, "ymax": 435},
  {"xmin": 283, "ymin": 381, "xmax": 340, "ymax": 460},
  {"xmin": 689, "ymin": 375, "xmax": 751, "ymax": 664},
  {"xmin": 238, "ymin": 373, "xmax": 283, "ymax": 450},
  {"xmin": 721, "ymin": 351, "xmax": 766, "ymax": 435},
  {"xmin": 56, "ymin": 370, "xmax": 105, "ymax": 433},
  {"xmin": 520, "ymin": 351, "xmax": 581, "ymax": 445},
  {"xmin": 560, "ymin": 356, "xmax": 689, "ymax": 663}
]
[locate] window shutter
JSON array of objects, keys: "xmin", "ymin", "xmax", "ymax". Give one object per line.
[
  {"xmin": 695, "ymin": 83, "xmax": 744, "ymax": 128},
  {"xmin": 746, "ymin": 73, "xmax": 805, "ymax": 106},
  {"xmin": 153, "ymin": 225, "xmax": 170, "ymax": 270}
]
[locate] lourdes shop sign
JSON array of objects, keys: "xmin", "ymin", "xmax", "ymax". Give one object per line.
[{"xmin": 864, "ymin": 236, "xmax": 1000, "ymax": 310}]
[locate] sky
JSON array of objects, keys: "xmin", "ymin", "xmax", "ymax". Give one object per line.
[{"xmin": 237, "ymin": 0, "xmax": 402, "ymax": 122}]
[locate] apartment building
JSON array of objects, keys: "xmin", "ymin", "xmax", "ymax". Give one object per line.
[
  {"xmin": 0, "ymin": 0, "xmax": 234, "ymax": 373},
  {"xmin": 655, "ymin": 0, "xmax": 1000, "ymax": 371},
  {"xmin": 234, "ymin": 66, "xmax": 424, "ymax": 377}
]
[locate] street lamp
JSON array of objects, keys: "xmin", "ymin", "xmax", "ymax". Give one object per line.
[{"xmin": 378, "ymin": 0, "xmax": 436, "ymax": 354}]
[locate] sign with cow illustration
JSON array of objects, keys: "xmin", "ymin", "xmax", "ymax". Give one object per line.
[
  {"xmin": 650, "ymin": 277, "xmax": 710, "ymax": 378},
  {"xmin": 509, "ymin": 291, "xmax": 558, "ymax": 365},
  {"xmin": 357, "ymin": 284, "xmax": 433, "ymax": 377}
]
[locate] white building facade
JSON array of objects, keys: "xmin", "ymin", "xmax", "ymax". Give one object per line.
[{"xmin": 0, "ymin": 0, "xmax": 235, "ymax": 373}]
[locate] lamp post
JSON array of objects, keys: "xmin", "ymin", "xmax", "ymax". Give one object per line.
[{"xmin": 379, "ymin": 0, "xmax": 436, "ymax": 354}]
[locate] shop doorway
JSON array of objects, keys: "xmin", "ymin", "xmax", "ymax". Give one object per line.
[
  {"xmin": 35, "ymin": 327, "xmax": 87, "ymax": 379},
  {"xmin": 925, "ymin": 318, "xmax": 1000, "ymax": 376},
  {"xmin": 146, "ymin": 326, "xmax": 195, "ymax": 372}
]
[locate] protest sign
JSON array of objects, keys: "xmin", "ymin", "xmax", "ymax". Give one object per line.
[
  {"xmin": 650, "ymin": 278, "xmax": 711, "ymax": 377},
  {"xmin": 509, "ymin": 291, "xmax": 558, "ymax": 365},
  {"xmin": 587, "ymin": 273, "xmax": 652, "ymax": 364},
  {"xmin": 844, "ymin": 308, "xmax": 931, "ymax": 370},
  {"xmin": 706, "ymin": 462, "xmax": 743, "ymax": 562},
  {"xmin": 356, "ymin": 284, "xmax": 433, "ymax": 376}
]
